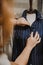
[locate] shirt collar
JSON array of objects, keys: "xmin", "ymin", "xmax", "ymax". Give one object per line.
[{"xmin": 22, "ymin": 9, "xmax": 42, "ymax": 20}]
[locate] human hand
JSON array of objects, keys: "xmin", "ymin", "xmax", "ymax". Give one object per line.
[
  {"xmin": 26, "ymin": 32, "xmax": 41, "ymax": 49},
  {"xmin": 10, "ymin": 17, "xmax": 30, "ymax": 26}
]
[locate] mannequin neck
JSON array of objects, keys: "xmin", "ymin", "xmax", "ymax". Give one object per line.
[{"xmin": 26, "ymin": 13, "xmax": 36, "ymax": 26}]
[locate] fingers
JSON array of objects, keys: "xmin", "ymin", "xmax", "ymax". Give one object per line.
[
  {"xmin": 30, "ymin": 32, "xmax": 33, "ymax": 37},
  {"xmin": 34, "ymin": 32, "xmax": 40, "ymax": 40},
  {"xmin": 18, "ymin": 17, "xmax": 30, "ymax": 25},
  {"xmin": 34, "ymin": 32, "xmax": 41, "ymax": 41},
  {"xmin": 36, "ymin": 33, "xmax": 40, "ymax": 40},
  {"xmin": 30, "ymin": 32, "xmax": 41, "ymax": 43},
  {"xmin": 36, "ymin": 38, "xmax": 41, "ymax": 44},
  {"xmin": 10, "ymin": 17, "xmax": 30, "ymax": 26},
  {"xmin": 34, "ymin": 32, "xmax": 38, "ymax": 38},
  {"xmin": 30, "ymin": 32, "xmax": 39, "ymax": 39}
]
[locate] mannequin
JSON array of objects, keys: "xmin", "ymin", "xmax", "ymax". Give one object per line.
[
  {"xmin": 26, "ymin": 13, "xmax": 36, "ymax": 26},
  {"xmin": 26, "ymin": 0, "xmax": 36, "ymax": 26}
]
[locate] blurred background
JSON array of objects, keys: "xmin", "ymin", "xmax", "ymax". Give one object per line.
[{"xmin": 11, "ymin": 0, "xmax": 43, "ymax": 18}]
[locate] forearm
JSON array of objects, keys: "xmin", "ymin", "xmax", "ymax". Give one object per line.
[
  {"xmin": 15, "ymin": 46, "xmax": 32, "ymax": 65},
  {"xmin": 11, "ymin": 62, "xmax": 18, "ymax": 65},
  {"xmin": 10, "ymin": 17, "xmax": 30, "ymax": 26}
]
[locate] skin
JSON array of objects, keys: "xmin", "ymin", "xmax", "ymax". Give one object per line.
[{"xmin": 0, "ymin": 0, "xmax": 41, "ymax": 65}]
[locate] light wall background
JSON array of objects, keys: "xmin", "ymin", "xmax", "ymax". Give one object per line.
[
  {"xmin": 11, "ymin": 0, "xmax": 43, "ymax": 18},
  {"xmin": 12, "ymin": 0, "xmax": 37, "ymax": 18}
]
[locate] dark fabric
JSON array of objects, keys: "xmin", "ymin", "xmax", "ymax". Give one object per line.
[
  {"xmin": 22, "ymin": 9, "xmax": 41, "ymax": 20},
  {"xmin": 12, "ymin": 10, "xmax": 43, "ymax": 65}
]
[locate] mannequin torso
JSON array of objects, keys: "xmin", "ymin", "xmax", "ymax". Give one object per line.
[{"xmin": 26, "ymin": 13, "xmax": 36, "ymax": 26}]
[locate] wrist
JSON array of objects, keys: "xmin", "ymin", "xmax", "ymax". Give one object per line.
[{"xmin": 25, "ymin": 45, "xmax": 32, "ymax": 52}]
